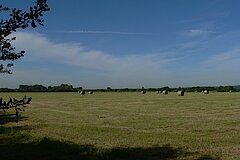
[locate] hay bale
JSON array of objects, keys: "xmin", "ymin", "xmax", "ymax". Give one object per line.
[
  {"xmin": 141, "ymin": 90, "xmax": 146, "ymax": 94},
  {"xmin": 204, "ymin": 90, "xmax": 209, "ymax": 94},
  {"xmin": 177, "ymin": 90, "xmax": 184, "ymax": 96},
  {"xmin": 80, "ymin": 91, "xmax": 85, "ymax": 95},
  {"xmin": 162, "ymin": 90, "xmax": 168, "ymax": 94}
]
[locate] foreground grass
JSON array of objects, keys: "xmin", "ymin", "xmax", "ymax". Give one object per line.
[{"xmin": 0, "ymin": 92, "xmax": 239, "ymax": 159}]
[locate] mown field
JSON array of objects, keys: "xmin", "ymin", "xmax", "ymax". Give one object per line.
[{"xmin": 0, "ymin": 92, "xmax": 239, "ymax": 160}]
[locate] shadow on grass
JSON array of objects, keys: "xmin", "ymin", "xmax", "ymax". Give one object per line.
[
  {"xmin": 197, "ymin": 155, "xmax": 221, "ymax": 160},
  {"xmin": 0, "ymin": 126, "xmax": 221, "ymax": 160},
  {"xmin": 0, "ymin": 113, "xmax": 27, "ymax": 124}
]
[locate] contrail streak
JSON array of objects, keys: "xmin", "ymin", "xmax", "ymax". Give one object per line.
[{"xmin": 43, "ymin": 30, "xmax": 149, "ymax": 35}]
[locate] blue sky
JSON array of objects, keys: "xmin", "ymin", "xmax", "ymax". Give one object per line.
[{"xmin": 1, "ymin": 0, "xmax": 240, "ymax": 89}]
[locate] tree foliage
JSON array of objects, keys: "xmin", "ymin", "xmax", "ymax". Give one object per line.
[
  {"xmin": 0, "ymin": 0, "xmax": 50, "ymax": 73},
  {"xmin": 18, "ymin": 84, "xmax": 76, "ymax": 92}
]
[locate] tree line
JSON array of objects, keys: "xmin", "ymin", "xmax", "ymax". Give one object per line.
[{"xmin": 0, "ymin": 84, "xmax": 239, "ymax": 92}]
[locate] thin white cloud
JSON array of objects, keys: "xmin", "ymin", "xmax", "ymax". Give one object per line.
[
  {"xmin": 203, "ymin": 48, "xmax": 240, "ymax": 69},
  {"xmin": 190, "ymin": 29, "xmax": 206, "ymax": 36},
  {"xmin": 179, "ymin": 41, "xmax": 198, "ymax": 49},
  {"xmin": 184, "ymin": 47, "xmax": 240, "ymax": 86},
  {"xmin": 7, "ymin": 31, "xmax": 176, "ymax": 88},
  {"xmin": 12, "ymin": 32, "xmax": 170, "ymax": 72},
  {"xmin": 182, "ymin": 28, "xmax": 218, "ymax": 38}
]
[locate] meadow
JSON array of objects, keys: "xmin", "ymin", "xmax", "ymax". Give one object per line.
[{"xmin": 0, "ymin": 92, "xmax": 239, "ymax": 160}]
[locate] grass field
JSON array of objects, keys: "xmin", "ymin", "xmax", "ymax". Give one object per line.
[{"xmin": 0, "ymin": 92, "xmax": 239, "ymax": 160}]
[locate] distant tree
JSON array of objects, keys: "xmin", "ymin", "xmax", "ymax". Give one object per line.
[
  {"xmin": 18, "ymin": 84, "xmax": 47, "ymax": 92},
  {"xmin": 48, "ymin": 84, "xmax": 75, "ymax": 92},
  {"xmin": 0, "ymin": 87, "xmax": 15, "ymax": 92},
  {"xmin": 161, "ymin": 86, "xmax": 169, "ymax": 91},
  {"xmin": 77, "ymin": 87, "xmax": 83, "ymax": 91},
  {"xmin": 48, "ymin": 86, "xmax": 52, "ymax": 90},
  {"xmin": 0, "ymin": 0, "xmax": 50, "ymax": 74},
  {"xmin": 216, "ymin": 86, "xmax": 236, "ymax": 92}
]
